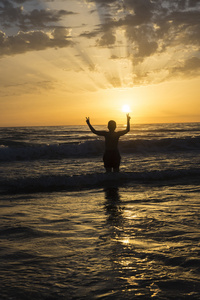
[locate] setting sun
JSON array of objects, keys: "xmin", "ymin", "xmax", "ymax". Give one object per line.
[{"xmin": 122, "ymin": 104, "xmax": 131, "ymax": 113}]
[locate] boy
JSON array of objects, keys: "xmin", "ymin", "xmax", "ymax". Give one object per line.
[{"xmin": 86, "ymin": 114, "xmax": 131, "ymax": 172}]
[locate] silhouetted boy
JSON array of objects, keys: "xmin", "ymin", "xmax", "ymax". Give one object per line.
[{"xmin": 86, "ymin": 114, "xmax": 131, "ymax": 172}]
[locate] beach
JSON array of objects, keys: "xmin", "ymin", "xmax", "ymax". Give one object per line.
[{"xmin": 0, "ymin": 123, "xmax": 200, "ymax": 299}]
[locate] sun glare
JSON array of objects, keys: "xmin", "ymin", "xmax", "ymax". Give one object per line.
[{"xmin": 122, "ymin": 104, "xmax": 131, "ymax": 113}]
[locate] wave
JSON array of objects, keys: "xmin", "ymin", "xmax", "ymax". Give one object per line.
[
  {"xmin": 135, "ymin": 127, "xmax": 200, "ymax": 133},
  {"xmin": 121, "ymin": 137, "xmax": 200, "ymax": 153},
  {"xmin": 0, "ymin": 140, "xmax": 104, "ymax": 161},
  {"xmin": 0, "ymin": 136, "xmax": 200, "ymax": 162},
  {"xmin": 1, "ymin": 167, "xmax": 200, "ymax": 194}
]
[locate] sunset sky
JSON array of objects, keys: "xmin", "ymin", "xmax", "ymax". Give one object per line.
[{"xmin": 0, "ymin": 0, "xmax": 200, "ymax": 126}]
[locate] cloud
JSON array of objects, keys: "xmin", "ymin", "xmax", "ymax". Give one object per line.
[
  {"xmin": 0, "ymin": 80, "xmax": 54, "ymax": 97},
  {"xmin": 96, "ymin": 29, "xmax": 116, "ymax": 46},
  {"xmin": 86, "ymin": 0, "xmax": 118, "ymax": 6},
  {"xmin": 12, "ymin": 1, "xmax": 29, "ymax": 3},
  {"xmin": 170, "ymin": 56, "xmax": 200, "ymax": 78},
  {"xmin": 0, "ymin": 28, "xmax": 72, "ymax": 58},
  {"xmin": 80, "ymin": 30, "xmax": 99, "ymax": 39},
  {"xmin": 82, "ymin": 0, "xmax": 200, "ymax": 84},
  {"xmin": 1, "ymin": 0, "xmax": 200, "ymax": 86},
  {"xmin": 0, "ymin": 0, "xmax": 76, "ymax": 58},
  {"xmin": 22, "ymin": 9, "xmax": 76, "ymax": 30},
  {"xmin": 123, "ymin": 0, "xmax": 154, "ymax": 21},
  {"xmin": 0, "ymin": 0, "xmax": 24, "ymax": 24},
  {"xmin": 0, "ymin": 0, "xmax": 76, "ymax": 30}
]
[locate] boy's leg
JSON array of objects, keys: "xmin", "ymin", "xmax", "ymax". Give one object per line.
[
  {"xmin": 113, "ymin": 151, "xmax": 120, "ymax": 173},
  {"xmin": 105, "ymin": 167, "xmax": 112, "ymax": 173}
]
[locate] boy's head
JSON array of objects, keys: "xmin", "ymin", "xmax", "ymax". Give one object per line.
[{"xmin": 108, "ymin": 120, "xmax": 116, "ymax": 131}]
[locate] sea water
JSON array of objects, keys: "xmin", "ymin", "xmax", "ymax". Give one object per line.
[{"xmin": 0, "ymin": 123, "xmax": 200, "ymax": 299}]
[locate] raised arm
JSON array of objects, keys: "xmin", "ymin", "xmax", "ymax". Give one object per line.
[
  {"xmin": 118, "ymin": 114, "xmax": 131, "ymax": 136},
  {"xmin": 86, "ymin": 117, "xmax": 106, "ymax": 136}
]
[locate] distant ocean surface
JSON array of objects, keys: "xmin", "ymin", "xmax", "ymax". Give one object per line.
[{"xmin": 0, "ymin": 123, "xmax": 200, "ymax": 299}]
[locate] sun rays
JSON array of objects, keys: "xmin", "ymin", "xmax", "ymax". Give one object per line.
[{"xmin": 0, "ymin": 0, "xmax": 200, "ymax": 125}]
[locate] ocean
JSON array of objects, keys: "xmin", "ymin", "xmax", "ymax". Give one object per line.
[{"xmin": 0, "ymin": 123, "xmax": 200, "ymax": 299}]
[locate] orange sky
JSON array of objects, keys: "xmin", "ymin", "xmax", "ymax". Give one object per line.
[{"xmin": 0, "ymin": 0, "xmax": 200, "ymax": 126}]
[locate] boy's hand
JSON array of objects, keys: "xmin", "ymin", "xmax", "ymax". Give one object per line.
[
  {"xmin": 86, "ymin": 117, "xmax": 90, "ymax": 124},
  {"xmin": 126, "ymin": 113, "xmax": 131, "ymax": 121}
]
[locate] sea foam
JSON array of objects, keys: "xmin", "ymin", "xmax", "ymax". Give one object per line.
[{"xmin": 0, "ymin": 137, "xmax": 200, "ymax": 162}]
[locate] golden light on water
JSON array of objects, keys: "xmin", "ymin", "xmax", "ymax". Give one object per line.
[{"xmin": 122, "ymin": 238, "xmax": 130, "ymax": 244}]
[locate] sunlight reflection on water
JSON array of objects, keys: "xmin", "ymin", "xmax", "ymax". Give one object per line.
[{"xmin": 0, "ymin": 183, "xmax": 199, "ymax": 299}]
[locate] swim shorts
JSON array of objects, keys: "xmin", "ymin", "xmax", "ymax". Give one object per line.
[{"xmin": 103, "ymin": 150, "xmax": 121, "ymax": 168}]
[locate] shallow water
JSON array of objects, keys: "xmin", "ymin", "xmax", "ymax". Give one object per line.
[
  {"xmin": 1, "ymin": 123, "xmax": 200, "ymax": 194},
  {"xmin": 0, "ymin": 183, "xmax": 199, "ymax": 299},
  {"xmin": 0, "ymin": 123, "xmax": 200, "ymax": 299}
]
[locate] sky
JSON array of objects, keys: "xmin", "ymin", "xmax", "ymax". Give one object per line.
[{"xmin": 0, "ymin": 0, "xmax": 200, "ymax": 126}]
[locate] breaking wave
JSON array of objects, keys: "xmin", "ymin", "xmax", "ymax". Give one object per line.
[
  {"xmin": 1, "ymin": 167, "xmax": 200, "ymax": 194},
  {"xmin": 0, "ymin": 137, "xmax": 200, "ymax": 162}
]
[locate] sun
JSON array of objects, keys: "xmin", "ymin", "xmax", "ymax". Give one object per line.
[{"xmin": 122, "ymin": 104, "xmax": 131, "ymax": 113}]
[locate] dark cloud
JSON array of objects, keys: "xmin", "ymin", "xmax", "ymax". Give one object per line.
[
  {"xmin": 0, "ymin": 0, "xmax": 76, "ymax": 30},
  {"xmin": 170, "ymin": 56, "xmax": 200, "ymax": 78},
  {"xmin": 123, "ymin": 0, "xmax": 154, "ymax": 21},
  {"xmin": 12, "ymin": 0, "xmax": 29, "ymax": 3},
  {"xmin": 0, "ymin": 28, "xmax": 72, "ymax": 58},
  {"xmin": 80, "ymin": 30, "xmax": 99, "ymax": 39},
  {"xmin": 86, "ymin": 0, "xmax": 118, "ymax": 6},
  {"xmin": 82, "ymin": 0, "xmax": 200, "ymax": 83},
  {"xmin": 21, "ymin": 9, "xmax": 75, "ymax": 30},
  {"xmin": 0, "ymin": 0, "xmax": 24, "ymax": 24},
  {"xmin": 96, "ymin": 29, "xmax": 116, "ymax": 46},
  {"xmin": 189, "ymin": 0, "xmax": 199, "ymax": 7},
  {"xmin": 181, "ymin": 56, "xmax": 200, "ymax": 72},
  {"xmin": 0, "ymin": 0, "xmax": 76, "ymax": 58}
]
